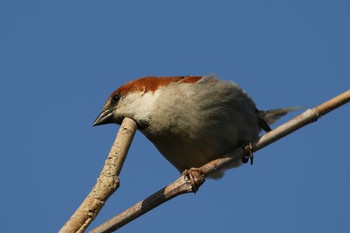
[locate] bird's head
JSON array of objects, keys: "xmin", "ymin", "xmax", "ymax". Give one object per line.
[{"xmin": 93, "ymin": 76, "xmax": 202, "ymax": 129}]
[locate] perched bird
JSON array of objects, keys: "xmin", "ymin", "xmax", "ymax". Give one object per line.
[{"xmin": 94, "ymin": 75, "xmax": 294, "ymax": 178}]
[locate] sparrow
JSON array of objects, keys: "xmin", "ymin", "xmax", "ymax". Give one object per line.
[{"xmin": 94, "ymin": 75, "xmax": 295, "ymax": 178}]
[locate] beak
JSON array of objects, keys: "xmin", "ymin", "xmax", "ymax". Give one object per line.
[{"xmin": 93, "ymin": 109, "xmax": 115, "ymax": 126}]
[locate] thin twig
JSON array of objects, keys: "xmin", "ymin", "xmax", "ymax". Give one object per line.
[
  {"xmin": 59, "ymin": 118, "xmax": 137, "ymax": 233},
  {"xmin": 90, "ymin": 89, "xmax": 350, "ymax": 233}
]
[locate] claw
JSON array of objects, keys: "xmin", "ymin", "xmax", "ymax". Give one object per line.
[
  {"xmin": 242, "ymin": 143, "xmax": 254, "ymax": 165},
  {"xmin": 182, "ymin": 168, "xmax": 205, "ymax": 193}
]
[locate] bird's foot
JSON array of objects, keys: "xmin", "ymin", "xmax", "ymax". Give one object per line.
[
  {"xmin": 182, "ymin": 168, "xmax": 205, "ymax": 193},
  {"xmin": 241, "ymin": 143, "xmax": 254, "ymax": 165}
]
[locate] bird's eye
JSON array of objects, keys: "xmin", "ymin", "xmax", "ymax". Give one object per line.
[{"xmin": 112, "ymin": 93, "xmax": 120, "ymax": 103}]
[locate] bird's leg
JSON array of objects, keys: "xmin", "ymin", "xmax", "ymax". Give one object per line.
[
  {"xmin": 241, "ymin": 142, "xmax": 254, "ymax": 165},
  {"xmin": 182, "ymin": 168, "xmax": 205, "ymax": 193}
]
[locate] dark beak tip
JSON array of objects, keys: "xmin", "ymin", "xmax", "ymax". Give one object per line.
[
  {"xmin": 92, "ymin": 119, "xmax": 105, "ymax": 126},
  {"xmin": 93, "ymin": 109, "xmax": 115, "ymax": 127}
]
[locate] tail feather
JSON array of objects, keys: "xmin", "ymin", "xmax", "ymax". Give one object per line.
[{"xmin": 258, "ymin": 107, "xmax": 301, "ymax": 131}]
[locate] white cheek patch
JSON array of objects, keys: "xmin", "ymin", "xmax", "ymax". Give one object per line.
[
  {"xmin": 135, "ymin": 91, "xmax": 161, "ymax": 116},
  {"xmin": 118, "ymin": 90, "xmax": 161, "ymax": 120}
]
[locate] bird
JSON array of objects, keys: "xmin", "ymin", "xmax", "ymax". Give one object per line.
[{"xmin": 93, "ymin": 75, "xmax": 295, "ymax": 178}]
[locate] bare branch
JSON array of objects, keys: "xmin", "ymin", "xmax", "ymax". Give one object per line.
[
  {"xmin": 90, "ymin": 90, "xmax": 349, "ymax": 233},
  {"xmin": 59, "ymin": 118, "xmax": 137, "ymax": 233}
]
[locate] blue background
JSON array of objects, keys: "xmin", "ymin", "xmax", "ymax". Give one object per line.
[{"xmin": 1, "ymin": 1, "xmax": 349, "ymax": 232}]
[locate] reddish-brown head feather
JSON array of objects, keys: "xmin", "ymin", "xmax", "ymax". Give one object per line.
[{"xmin": 111, "ymin": 76, "xmax": 202, "ymax": 97}]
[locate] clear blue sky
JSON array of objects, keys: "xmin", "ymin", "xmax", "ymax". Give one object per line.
[{"xmin": 1, "ymin": 1, "xmax": 349, "ymax": 232}]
